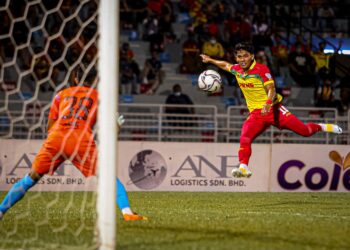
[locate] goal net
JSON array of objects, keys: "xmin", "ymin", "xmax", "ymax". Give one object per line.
[{"xmin": 0, "ymin": 0, "xmax": 117, "ymax": 249}]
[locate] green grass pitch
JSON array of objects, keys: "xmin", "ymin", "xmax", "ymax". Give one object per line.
[{"xmin": 0, "ymin": 192, "xmax": 349, "ymax": 250}]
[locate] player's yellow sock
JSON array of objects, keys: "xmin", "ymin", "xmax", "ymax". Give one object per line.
[{"xmin": 318, "ymin": 124, "xmax": 342, "ymax": 134}]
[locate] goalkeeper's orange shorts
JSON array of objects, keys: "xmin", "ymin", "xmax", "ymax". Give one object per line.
[{"xmin": 32, "ymin": 130, "xmax": 97, "ymax": 177}]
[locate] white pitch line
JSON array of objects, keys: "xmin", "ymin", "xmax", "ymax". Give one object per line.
[{"xmin": 240, "ymin": 211, "xmax": 350, "ymax": 220}]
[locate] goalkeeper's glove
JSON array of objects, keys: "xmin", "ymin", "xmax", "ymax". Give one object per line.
[{"xmin": 117, "ymin": 115, "xmax": 125, "ymax": 126}]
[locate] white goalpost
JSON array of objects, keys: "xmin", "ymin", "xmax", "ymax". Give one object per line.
[
  {"xmin": 97, "ymin": 0, "xmax": 119, "ymax": 249},
  {"xmin": 0, "ymin": 0, "xmax": 120, "ymax": 248}
]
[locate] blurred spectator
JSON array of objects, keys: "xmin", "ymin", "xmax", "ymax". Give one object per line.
[
  {"xmin": 0, "ymin": 8, "xmax": 11, "ymax": 35},
  {"xmin": 149, "ymin": 32, "xmax": 165, "ymax": 53},
  {"xmin": 288, "ymin": 42, "xmax": 316, "ymax": 87},
  {"xmin": 290, "ymin": 34, "xmax": 310, "ymax": 54},
  {"xmin": 271, "ymin": 34, "xmax": 291, "ymax": 83},
  {"xmin": 83, "ymin": 43, "xmax": 97, "ymax": 66},
  {"xmin": 289, "ymin": 6, "xmax": 301, "ymax": 28},
  {"xmin": 180, "ymin": 32, "xmax": 201, "ymax": 74},
  {"xmin": 48, "ymin": 36, "xmax": 65, "ymax": 61},
  {"xmin": 224, "ymin": 13, "xmax": 242, "ymax": 47},
  {"xmin": 51, "ymin": 65, "xmax": 66, "ymax": 86},
  {"xmin": 339, "ymin": 76, "xmax": 350, "ymax": 114},
  {"xmin": 65, "ymin": 42, "xmax": 82, "ymax": 65},
  {"xmin": 148, "ymin": 0, "xmax": 165, "ymax": 15},
  {"xmin": 188, "ymin": 0, "xmax": 207, "ymax": 28},
  {"xmin": 45, "ymin": 10, "xmax": 62, "ymax": 36},
  {"xmin": 252, "ymin": 14, "xmax": 271, "ymax": 51},
  {"xmin": 202, "ymin": 36, "xmax": 225, "ymax": 59},
  {"xmin": 62, "ymin": 19, "xmax": 80, "ymax": 43},
  {"xmin": 12, "ymin": 22, "xmax": 28, "ymax": 46},
  {"xmin": 142, "ymin": 12, "xmax": 159, "ymax": 41},
  {"xmin": 193, "ymin": 21, "xmax": 211, "ymax": 47},
  {"xmin": 120, "ymin": 49, "xmax": 141, "ymax": 95},
  {"xmin": 311, "ymin": 42, "xmax": 331, "ymax": 75},
  {"xmin": 159, "ymin": 0, "xmax": 176, "ymax": 42},
  {"xmin": 255, "ymin": 50, "xmax": 273, "ymax": 69},
  {"xmin": 120, "ymin": 0, "xmax": 148, "ymax": 30},
  {"xmin": 0, "ymin": 41, "xmax": 14, "ymax": 62},
  {"xmin": 2, "ymin": 66, "xmax": 17, "ymax": 91},
  {"xmin": 141, "ymin": 51, "xmax": 163, "ymax": 94},
  {"xmin": 34, "ymin": 56, "xmax": 50, "ymax": 81},
  {"xmin": 206, "ymin": 17, "xmax": 220, "ymax": 39},
  {"xmin": 240, "ymin": 14, "xmax": 253, "ymax": 42},
  {"xmin": 270, "ymin": 3, "xmax": 288, "ymax": 29},
  {"xmin": 141, "ymin": 11, "xmax": 165, "ymax": 53},
  {"xmin": 317, "ymin": 4, "xmax": 335, "ymax": 31},
  {"xmin": 120, "ymin": 42, "xmax": 135, "ymax": 61},
  {"xmin": 311, "ymin": 42, "xmax": 333, "ymax": 89},
  {"xmin": 78, "ymin": 0, "xmax": 97, "ymax": 23},
  {"xmin": 165, "ymin": 84, "xmax": 195, "ymax": 127},
  {"xmin": 60, "ymin": 0, "xmax": 79, "ymax": 17},
  {"xmin": 17, "ymin": 48, "xmax": 32, "ymax": 71},
  {"xmin": 301, "ymin": 4, "xmax": 315, "ymax": 28},
  {"xmin": 315, "ymin": 75, "xmax": 342, "ymax": 112}
]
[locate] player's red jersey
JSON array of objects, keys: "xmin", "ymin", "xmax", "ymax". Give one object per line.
[{"xmin": 229, "ymin": 60, "xmax": 282, "ymax": 112}]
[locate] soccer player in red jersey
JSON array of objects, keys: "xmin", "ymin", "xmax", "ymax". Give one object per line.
[
  {"xmin": 200, "ymin": 42, "xmax": 342, "ymax": 178},
  {"xmin": 0, "ymin": 67, "xmax": 147, "ymax": 221}
]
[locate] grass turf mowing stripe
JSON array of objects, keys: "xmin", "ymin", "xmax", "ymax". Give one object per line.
[{"xmin": 0, "ymin": 192, "xmax": 349, "ymax": 250}]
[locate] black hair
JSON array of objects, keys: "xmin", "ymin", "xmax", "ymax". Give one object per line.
[
  {"xmin": 173, "ymin": 84, "xmax": 181, "ymax": 92},
  {"xmin": 234, "ymin": 42, "xmax": 254, "ymax": 55},
  {"xmin": 70, "ymin": 65, "xmax": 97, "ymax": 87},
  {"xmin": 85, "ymin": 67, "xmax": 98, "ymax": 84}
]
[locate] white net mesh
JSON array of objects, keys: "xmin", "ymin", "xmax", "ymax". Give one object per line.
[
  {"xmin": 0, "ymin": 0, "xmax": 100, "ymax": 249},
  {"xmin": 0, "ymin": 0, "xmax": 98, "ymax": 138}
]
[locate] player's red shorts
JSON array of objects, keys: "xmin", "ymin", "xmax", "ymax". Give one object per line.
[
  {"xmin": 242, "ymin": 103, "xmax": 321, "ymax": 135},
  {"xmin": 32, "ymin": 130, "xmax": 97, "ymax": 177},
  {"xmin": 244, "ymin": 103, "xmax": 292, "ymax": 131},
  {"xmin": 239, "ymin": 103, "xmax": 321, "ymax": 165}
]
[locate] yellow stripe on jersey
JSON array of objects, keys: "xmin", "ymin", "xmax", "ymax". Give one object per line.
[{"xmin": 263, "ymin": 80, "xmax": 274, "ymax": 86}]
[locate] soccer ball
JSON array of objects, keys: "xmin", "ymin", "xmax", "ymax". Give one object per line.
[{"xmin": 198, "ymin": 70, "xmax": 222, "ymax": 93}]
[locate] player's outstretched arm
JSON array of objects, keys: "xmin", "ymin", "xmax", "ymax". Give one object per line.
[{"xmin": 200, "ymin": 54, "xmax": 233, "ymax": 72}]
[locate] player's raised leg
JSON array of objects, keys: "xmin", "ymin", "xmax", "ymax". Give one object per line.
[
  {"xmin": 280, "ymin": 108, "xmax": 342, "ymax": 136},
  {"xmin": 116, "ymin": 179, "xmax": 147, "ymax": 221},
  {"xmin": 0, "ymin": 171, "xmax": 41, "ymax": 219}
]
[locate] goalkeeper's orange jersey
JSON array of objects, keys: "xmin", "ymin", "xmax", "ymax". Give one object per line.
[
  {"xmin": 229, "ymin": 60, "xmax": 282, "ymax": 112},
  {"xmin": 33, "ymin": 85, "xmax": 98, "ymax": 177},
  {"xmin": 48, "ymin": 85, "xmax": 97, "ymax": 135}
]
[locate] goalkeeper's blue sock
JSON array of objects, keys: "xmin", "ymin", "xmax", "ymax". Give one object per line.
[
  {"xmin": 116, "ymin": 178, "xmax": 132, "ymax": 214},
  {"xmin": 0, "ymin": 174, "xmax": 36, "ymax": 214}
]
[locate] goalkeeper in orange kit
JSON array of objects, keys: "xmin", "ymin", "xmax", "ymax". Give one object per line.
[
  {"xmin": 0, "ymin": 67, "xmax": 147, "ymax": 221},
  {"xmin": 201, "ymin": 42, "xmax": 342, "ymax": 178}
]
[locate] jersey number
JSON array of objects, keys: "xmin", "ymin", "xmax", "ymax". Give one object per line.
[
  {"xmin": 62, "ymin": 96, "xmax": 93, "ymax": 120},
  {"xmin": 279, "ymin": 105, "xmax": 290, "ymax": 116}
]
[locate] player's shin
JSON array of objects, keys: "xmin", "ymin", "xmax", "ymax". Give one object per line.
[
  {"xmin": 0, "ymin": 174, "xmax": 37, "ymax": 217},
  {"xmin": 116, "ymin": 179, "xmax": 148, "ymax": 221},
  {"xmin": 116, "ymin": 178, "xmax": 132, "ymax": 214}
]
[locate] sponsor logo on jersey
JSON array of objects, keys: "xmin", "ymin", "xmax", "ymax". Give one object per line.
[{"xmin": 239, "ymin": 83, "xmax": 254, "ymax": 88}]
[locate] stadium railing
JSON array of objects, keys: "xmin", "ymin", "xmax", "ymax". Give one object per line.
[{"xmin": 0, "ymin": 100, "xmax": 349, "ymax": 144}]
